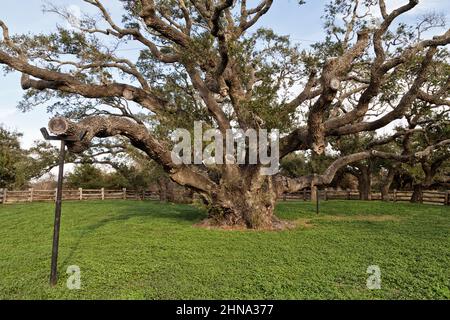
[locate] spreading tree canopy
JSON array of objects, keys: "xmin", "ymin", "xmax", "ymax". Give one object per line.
[{"xmin": 1, "ymin": 0, "xmax": 449, "ymax": 229}]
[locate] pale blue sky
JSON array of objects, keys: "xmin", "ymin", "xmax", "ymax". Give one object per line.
[{"xmin": 0, "ymin": 0, "xmax": 449, "ymax": 148}]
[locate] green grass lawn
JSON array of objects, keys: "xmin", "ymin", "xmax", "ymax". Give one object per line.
[{"xmin": 0, "ymin": 200, "xmax": 449, "ymax": 300}]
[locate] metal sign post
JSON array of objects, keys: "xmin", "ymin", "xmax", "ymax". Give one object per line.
[{"xmin": 40, "ymin": 127, "xmax": 86, "ymax": 286}]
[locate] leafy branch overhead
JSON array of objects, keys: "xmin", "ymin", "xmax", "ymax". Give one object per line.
[{"xmin": 0, "ymin": 0, "xmax": 449, "ymax": 229}]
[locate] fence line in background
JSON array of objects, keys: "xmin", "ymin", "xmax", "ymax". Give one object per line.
[
  {"xmin": 0, "ymin": 188, "xmax": 159, "ymax": 204},
  {"xmin": 281, "ymin": 189, "xmax": 450, "ymax": 206},
  {"xmin": 0, "ymin": 188, "xmax": 449, "ymax": 206}
]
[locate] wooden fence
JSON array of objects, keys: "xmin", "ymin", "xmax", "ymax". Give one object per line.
[
  {"xmin": 281, "ymin": 189, "xmax": 450, "ymax": 206},
  {"xmin": 0, "ymin": 188, "xmax": 449, "ymax": 206},
  {"xmin": 0, "ymin": 188, "xmax": 159, "ymax": 204}
]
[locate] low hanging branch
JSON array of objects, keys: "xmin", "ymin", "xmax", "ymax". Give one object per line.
[
  {"xmin": 1, "ymin": 0, "xmax": 449, "ymax": 229},
  {"xmin": 46, "ymin": 116, "xmax": 219, "ymax": 196},
  {"xmin": 48, "ymin": 117, "xmax": 79, "ymax": 136},
  {"xmin": 275, "ymin": 139, "xmax": 450, "ymax": 195}
]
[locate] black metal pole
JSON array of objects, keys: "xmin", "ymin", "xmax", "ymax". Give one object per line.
[{"xmin": 50, "ymin": 139, "xmax": 66, "ymax": 286}]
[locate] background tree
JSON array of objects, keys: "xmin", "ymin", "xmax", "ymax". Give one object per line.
[
  {"xmin": 0, "ymin": 126, "xmax": 58, "ymax": 189},
  {"xmin": 0, "ymin": 127, "xmax": 25, "ymax": 188},
  {"xmin": 65, "ymin": 163, "xmax": 106, "ymax": 189},
  {"xmin": 1, "ymin": 0, "xmax": 449, "ymax": 229}
]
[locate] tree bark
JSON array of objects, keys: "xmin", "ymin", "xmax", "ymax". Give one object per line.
[
  {"xmin": 357, "ymin": 165, "xmax": 371, "ymax": 200},
  {"xmin": 410, "ymin": 159, "xmax": 445, "ymax": 203},
  {"xmin": 380, "ymin": 167, "xmax": 396, "ymax": 201},
  {"xmin": 197, "ymin": 168, "xmax": 288, "ymax": 230},
  {"xmin": 410, "ymin": 184, "xmax": 423, "ymax": 203}
]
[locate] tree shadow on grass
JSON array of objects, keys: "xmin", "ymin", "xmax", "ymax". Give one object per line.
[
  {"xmin": 60, "ymin": 202, "xmax": 206, "ymax": 267},
  {"xmin": 88, "ymin": 201, "xmax": 207, "ymax": 230}
]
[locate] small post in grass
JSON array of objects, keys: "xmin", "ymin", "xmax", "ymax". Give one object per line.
[
  {"xmin": 316, "ymin": 188, "xmax": 319, "ymax": 215},
  {"xmin": 41, "ymin": 119, "xmax": 87, "ymax": 287}
]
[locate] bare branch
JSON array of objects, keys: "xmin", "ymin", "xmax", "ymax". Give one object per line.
[
  {"xmin": 0, "ymin": 50, "xmax": 167, "ymax": 113},
  {"xmin": 327, "ymin": 46, "xmax": 438, "ymax": 136}
]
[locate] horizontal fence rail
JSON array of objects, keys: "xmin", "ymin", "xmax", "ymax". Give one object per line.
[
  {"xmin": 0, "ymin": 188, "xmax": 159, "ymax": 204},
  {"xmin": 280, "ymin": 189, "xmax": 450, "ymax": 206},
  {"xmin": 0, "ymin": 188, "xmax": 449, "ymax": 206}
]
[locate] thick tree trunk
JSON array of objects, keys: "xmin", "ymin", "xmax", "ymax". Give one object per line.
[
  {"xmin": 202, "ymin": 189, "xmax": 276, "ymax": 229},
  {"xmin": 157, "ymin": 177, "xmax": 175, "ymax": 202},
  {"xmin": 411, "ymin": 163, "xmax": 438, "ymax": 203},
  {"xmin": 410, "ymin": 184, "xmax": 423, "ymax": 203},
  {"xmin": 196, "ymin": 168, "xmax": 290, "ymax": 230},
  {"xmin": 380, "ymin": 183, "xmax": 391, "ymax": 201},
  {"xmin": 357, "ymin": 166, "xmax": 371, "ymax": 200},
  {"xmin": 380, "ymin": 167, "xmax": 396, "ymax": 201}
]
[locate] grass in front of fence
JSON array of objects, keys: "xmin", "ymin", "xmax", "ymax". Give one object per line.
[{"xmin": 0, "ymin": 200, "xmax": 449, "ymax": 299}]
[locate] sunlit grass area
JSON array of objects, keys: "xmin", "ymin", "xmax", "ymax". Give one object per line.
[{"xmin": 0, "ymin": 200, "xmax": 449, "ymax": 299}]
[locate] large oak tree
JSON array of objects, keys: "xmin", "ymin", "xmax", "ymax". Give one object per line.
[{"xmin": 1, "ymin": 0, "xmax": 449, "ymax": 229}]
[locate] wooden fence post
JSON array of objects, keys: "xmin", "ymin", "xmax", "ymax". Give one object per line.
[
  {"xmin": 310, "ymin": 185, "xmax": 317, "ymax": 203},
  {"xmin": 1, "ymin": 187, "xmax": 449, "ymax": 205}
]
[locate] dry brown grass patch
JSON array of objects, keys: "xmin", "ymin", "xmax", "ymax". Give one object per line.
[{"xmin": 294, "ymin": 218, "xmax": 315, "ymax": 229}]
